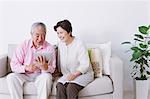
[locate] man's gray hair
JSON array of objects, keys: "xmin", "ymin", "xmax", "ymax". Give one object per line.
[{"xmin": 31, "ymin": 22, "xmax": 46, "ymax": 34}]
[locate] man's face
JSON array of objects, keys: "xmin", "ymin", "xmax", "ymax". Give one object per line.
[{"xmin": 31, "ymin": 26, "xmax": 46, "ymax": 48}]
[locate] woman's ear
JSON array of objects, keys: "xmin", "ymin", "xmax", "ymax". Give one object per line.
[{"xmin": 68, "ymin": 32, "xmax": 72, "ymax": 36}]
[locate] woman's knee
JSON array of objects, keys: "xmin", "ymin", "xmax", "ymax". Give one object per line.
[
  {"xmin": 56, "ymin": 82, "xmax": 64, "ymax": 89},
  {"xmin": 66, "ymin": 83, "xmax": 74, "ymax": 92}
]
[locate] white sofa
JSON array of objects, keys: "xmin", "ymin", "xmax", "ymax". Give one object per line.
[{"xmin": 0, "ymin": 44, "xmax": 123, "ymax": 99}]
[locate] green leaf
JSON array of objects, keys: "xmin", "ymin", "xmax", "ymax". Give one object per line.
[
  {"xmin": 135, "ymin": 60, "xmax": 141, "ymax": 64},
  {"xmin": 134, "ymin": 38, "xmax": 143, "ymax": 42},
  {"xmin": 140, "ymin": 68, "xmax": 143, "ymax": 73},
  {"xmin": 136, "ymin": 58, "xmax": 144, "ymax": 64},
  {"xmin": 146, "ymin": 71, "xmax": 150, "ymax": 75},
  {"xmin": 148, "ymin": 25, "xmax": 150, "ymax": 33},
  {"xmin": 134, "ymin": 34, "xmax": 144, "ymax": 39},
  {"xmin": 133, "ymin": 72, "xmax": 136, "ymax": 76},
  {"xmin": 135, "ymin": 76, "xmax": 147, "ymax": 80},
  {"xmin": 148, "ymin": 25, "xmax": 150, "ymax": 28},
  {"xmin": 139, "ymin": 26, "xmax": 149, "ymax": 34},
  {"xmin": 142, "ymin": 58, "xmax": 149, "ymax": 67},
  {"xmin": 121, "ymin": 42, "xmax": 131, "ymax": 44},
  {"xmin": 130, "ymin": 50, "xmax": 142, "ymax": 61},
  {"xmin": 145, "ymin": 64, "xmax": 149, "ymax": 67},
  {"xmin": 144, "ymin": 51, "xmax": 150, "ymax": 57},
  {"xmin": 131, "ymin": 47, "xmax": 140, "ymax": 51},
  {"xmin": 148, "ymin": 40, "xmax": 150, "ymax": 45},
  {"xmin": 139, "ymin": 43, "xmax": 148, "ymax": 48},
  {"xmin": 133, "ymin": 65, "xmax": 137, "ymax": 69}
]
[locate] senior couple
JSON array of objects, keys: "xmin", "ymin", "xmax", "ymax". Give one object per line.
[{"xmin": 7, "ymin": 20, "xmax": 94, "ymax": 99}]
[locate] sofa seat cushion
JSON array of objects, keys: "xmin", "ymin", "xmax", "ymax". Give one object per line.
[
  {"xmin": 80, "ymin": 75, "xmax": 113, "ymax": 97},
  {"xmin": 0, "ymin": 76, "xmax": 37, "ymax": 95},
  {"xmin": 0, "ymin": 77, "xmax": 9, "ymax": 94},
  {"xmin": 0, "ymin": 75, "xmax": 113, "ymax": 96},
  {"xmin": 51, "ymin": 75, "xmax": 113, "ymax": 97}
]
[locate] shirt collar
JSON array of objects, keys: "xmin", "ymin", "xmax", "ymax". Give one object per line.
[{"xmin": 29, "ymin": 39, "xmax": 47, "ymax": 49}]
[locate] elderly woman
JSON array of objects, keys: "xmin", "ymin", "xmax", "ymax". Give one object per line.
[{"xmin": 54, "ymin": 19, "xmax": 94, "ymax": 99}]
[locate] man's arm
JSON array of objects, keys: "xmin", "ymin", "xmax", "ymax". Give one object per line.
[{"xmin": 10, "ymin": 45, "xmax": 26, "ymax": 73}]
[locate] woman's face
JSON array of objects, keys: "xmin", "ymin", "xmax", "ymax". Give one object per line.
[{"xmin": 56, "ymin": 27, "xmax": 71, "ymax": 43}]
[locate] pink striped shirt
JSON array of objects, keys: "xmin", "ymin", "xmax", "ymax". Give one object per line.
[{"xmin": 10, "ymin": 39, "xmax": 56, "ymax": 74}]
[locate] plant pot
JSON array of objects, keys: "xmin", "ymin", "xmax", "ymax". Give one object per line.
[{"xmin": 135, "ymin": 80, "xmax": 149, "ymax": 99}]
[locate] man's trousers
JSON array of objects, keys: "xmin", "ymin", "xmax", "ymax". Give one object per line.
[{"xmin": 7, "ymin": 72, "xmax": 52, "ymax": 99}]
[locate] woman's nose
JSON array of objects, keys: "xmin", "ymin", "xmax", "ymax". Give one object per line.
[{"xmin": 58, "ymin": 34, "xmax": 61, "ymax": 38}]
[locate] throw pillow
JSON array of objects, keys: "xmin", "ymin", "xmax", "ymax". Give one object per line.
[
  {"xmin": 86, "ymin": 41, "xmax": 111, "ymax": 75},
  {"xmin": 88, "ymin": 48, "xmax": 103, "ymax": 78}
]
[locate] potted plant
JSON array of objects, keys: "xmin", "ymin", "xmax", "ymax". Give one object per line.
[{"xmin": 122, "ymin": 25, "xmax": 150, "ymax": 99}]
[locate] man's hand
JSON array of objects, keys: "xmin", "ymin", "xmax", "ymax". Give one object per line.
[
  {"xmin": 35, "ymin": 55, "xmax": 48, "ymax": 70},
  {"xmin": 25, "ymin": 64, "xmax": 38, "ymax": 73}
]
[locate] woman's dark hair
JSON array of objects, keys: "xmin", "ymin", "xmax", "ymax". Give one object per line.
[{"xmin": 54, "ymin": 19, "xmax": 72, "ymax": 36}]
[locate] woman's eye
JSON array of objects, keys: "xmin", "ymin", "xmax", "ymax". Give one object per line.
[{"xmin": 60, "ymin": 32, "xmax": 63, "ymax": 34}]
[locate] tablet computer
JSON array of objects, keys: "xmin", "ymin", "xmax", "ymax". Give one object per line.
[{"xmin": 34, "ymin": 52, "xmax": 52, "ymax": 63}]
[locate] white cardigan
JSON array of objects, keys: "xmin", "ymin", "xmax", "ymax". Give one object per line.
[{"xmin": 57, "ymin": 38, "xmax": 94, "ymax": 86}]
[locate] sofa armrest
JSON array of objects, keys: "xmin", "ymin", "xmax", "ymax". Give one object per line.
[
  {"xmin": 110, "ymin": 55, "xmax": 123, "ymax": 99},
  {"xmin": 0, "ymin": 54, "xmax": 8, "ymax": 77}
]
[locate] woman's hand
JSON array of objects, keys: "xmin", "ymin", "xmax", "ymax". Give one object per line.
[
  {"xmin": 67, "ymin": 74, "xmax": 77, "ymax": 81},
  {"xmin": 35, "ymin": 55, "xmax": 48, "ymax": 70},
  {"xmin": 67, "ymin": 71, "xmax": 81, "ymax": 81}
]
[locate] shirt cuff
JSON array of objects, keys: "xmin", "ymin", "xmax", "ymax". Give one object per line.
[{"xmin": 41, "ymin": 70, "xmax": 49, "ymax": 73}]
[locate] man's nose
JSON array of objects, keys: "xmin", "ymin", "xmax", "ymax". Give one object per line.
[{"xmin": 38, "ymin": 36, "xmax": 42, "ymax": 41}]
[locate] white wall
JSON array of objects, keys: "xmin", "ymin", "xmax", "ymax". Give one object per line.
[{"xmin": 0, "ymin": 0, "xmax": 149, "ymax": 92}]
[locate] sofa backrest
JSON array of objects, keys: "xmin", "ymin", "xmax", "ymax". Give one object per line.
[
  {"xmin": 7, "ymin": 44, "xmax": 18, "ymax": 72},
  {"xmin": 8, "ymin": 44, "xmax": 18, "ymax": 59},
  {"xmin": 8, "ymin": 42, "xmax": 111, "ymax": 76}
]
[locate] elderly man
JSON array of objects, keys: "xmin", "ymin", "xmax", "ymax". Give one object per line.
[{"xmin": 7, "ymin": 22, "xmax": 56, "ymax": 99}]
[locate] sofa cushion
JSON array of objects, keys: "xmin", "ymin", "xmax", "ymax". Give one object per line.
[
  {"xmin": 51, "ymin": 76, "xmax": 113, "ymax": 96},
  {"xmin": 0, "ymin": 77, "xmax": 9, "ymax": 94},
  {"xmin": 86, "ymin": 41, "xmax": 111, "ymax": 75},
  {"xmin": 88, "ymin": 48, "xmax": 103, "ymax": 78},
  {"xmin": 79, "ymin": 76, "xmax": 113, "ymax": 97},
  {"xmin": 0, "ymin": 75, "xmax": 113, "ymax": 96}
]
